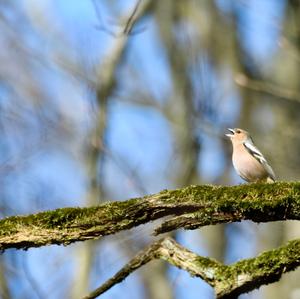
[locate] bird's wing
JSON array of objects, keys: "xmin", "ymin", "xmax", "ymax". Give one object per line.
[
  {"xmin": 243, "ymin": 141, "xmax": 266, "ymax": 164},
  {"xmin": 243, "ymin": 141, "xmax": 276, "ymax": 181}
]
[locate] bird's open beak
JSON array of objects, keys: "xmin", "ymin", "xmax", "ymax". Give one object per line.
[{"xmin": 225, "ymin": 128, "xmax": 235, "ymax": 138}]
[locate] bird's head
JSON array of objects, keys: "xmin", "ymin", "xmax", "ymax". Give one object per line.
[{"xmin": 226, "ymin": 128, "xmax": 250, "ymax": 144}]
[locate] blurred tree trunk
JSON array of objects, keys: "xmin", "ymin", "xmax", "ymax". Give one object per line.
[
  {"xmin": 192, "ymin": 0, "xmax": 228, "ymax": 266},
  {"xmin": 71, "ymin": 69, "xmax": 109, "ymax": 299},
  {"xmin": 72, "ymin": 2, "xmax": 153, "ymax": 298},
  {"xmin": 0, "ymin": 263, "xmax": 10, "ymax": 299},
  {"xmin": 138, "ymin": 1, "xmax": 196, "ymax": 298},
  {"xmin": 260, "ymin": 1, "xmax": 300, "ymax": 299}
]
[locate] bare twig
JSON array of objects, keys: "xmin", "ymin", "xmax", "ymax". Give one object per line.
[
  {"xmin": 123, "ymin": 0, "xmax": 143, "ymax": 35},
  {"xmin": 82, "ymin": 239, "xmax": 164, "ymax": 299},
  {"xmin": 92, "ymin": 0, "xmax": 147, "ymax": 37}
]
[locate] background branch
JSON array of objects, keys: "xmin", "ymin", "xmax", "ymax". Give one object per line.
[
  {"xmin": 235, "ymin": 73, "xmax": 300, "ymax": 103},
  {"xmin": 83, "ymin": 237, "xmax": 300, "ymax": 299}
]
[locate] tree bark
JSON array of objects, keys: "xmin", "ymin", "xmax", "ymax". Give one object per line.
[{"xmin": 0, "ymin": 182, "xmax": 299, "ymax": 250}]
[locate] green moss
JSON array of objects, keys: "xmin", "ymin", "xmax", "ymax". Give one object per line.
[
  {"xmin": 156, "ymin": 182, "xmax": 300, "ymax": 208},
  {"xmin": 0, "ymin": 197, "xmax": 143, "ymax": 237},
  {"xmin": 214, "ymin": 239, "xmax": 300, "ymax": 292},
  {"xmin": 0, "ymin": 181, "xmax": 300, "ymax": 251}
]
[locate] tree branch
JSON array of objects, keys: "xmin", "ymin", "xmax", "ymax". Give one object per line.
[
  {"xmin": 235, "ymin": 73, "xmax": 300, "ymax": 103},
  {"xmin": 82, "ymin": 239, "xmax": 166, "ymax": 299},
  {"xmin": 215, "ymin": 238, "xmax": 300, "ymax": 298},
  {"xmin": 0, "ymin": 182, "xmax": 299, "ymax": 251},
  {"xmin": 83, "ymin": 237, "xmax": 300, "ymax": 299}
]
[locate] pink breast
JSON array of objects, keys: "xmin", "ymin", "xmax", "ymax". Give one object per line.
[{"xmin": 232, "ymin": 151, "xmax": 268, "ymax": 181}]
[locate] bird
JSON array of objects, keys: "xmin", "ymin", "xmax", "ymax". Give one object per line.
[{"xmin": 226, "ymin": 128, "xmax": 275, "ymax": 183}]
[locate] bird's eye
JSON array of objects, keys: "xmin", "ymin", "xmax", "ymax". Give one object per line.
[{"xmin": 236, "ymin": 129, "xmax": 241, "ymax": 134}]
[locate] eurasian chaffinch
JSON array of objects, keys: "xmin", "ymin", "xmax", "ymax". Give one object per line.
[{"xmin": 226, "ymin": 128, "xmax": 275, "ymax": 183}]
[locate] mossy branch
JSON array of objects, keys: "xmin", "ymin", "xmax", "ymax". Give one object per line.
[
  {"xmin": 83, "ymin": 237, "xmax": 300, "ymax": 299},
  {"xmin": 0, "ymin": 182, "xmax": 299, "ymax": 250}
]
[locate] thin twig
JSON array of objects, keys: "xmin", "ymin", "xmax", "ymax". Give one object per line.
[
  {"xmin": 92, "ymin": 0, "xmax": 146, "ymax": 37},
  {"xmin": 123, "ymin": 0, "xmax": 143, "ymax": 35},
  {"xmin": 82, "ymin": 239, "xmax": 163, "ymax": 299}
]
